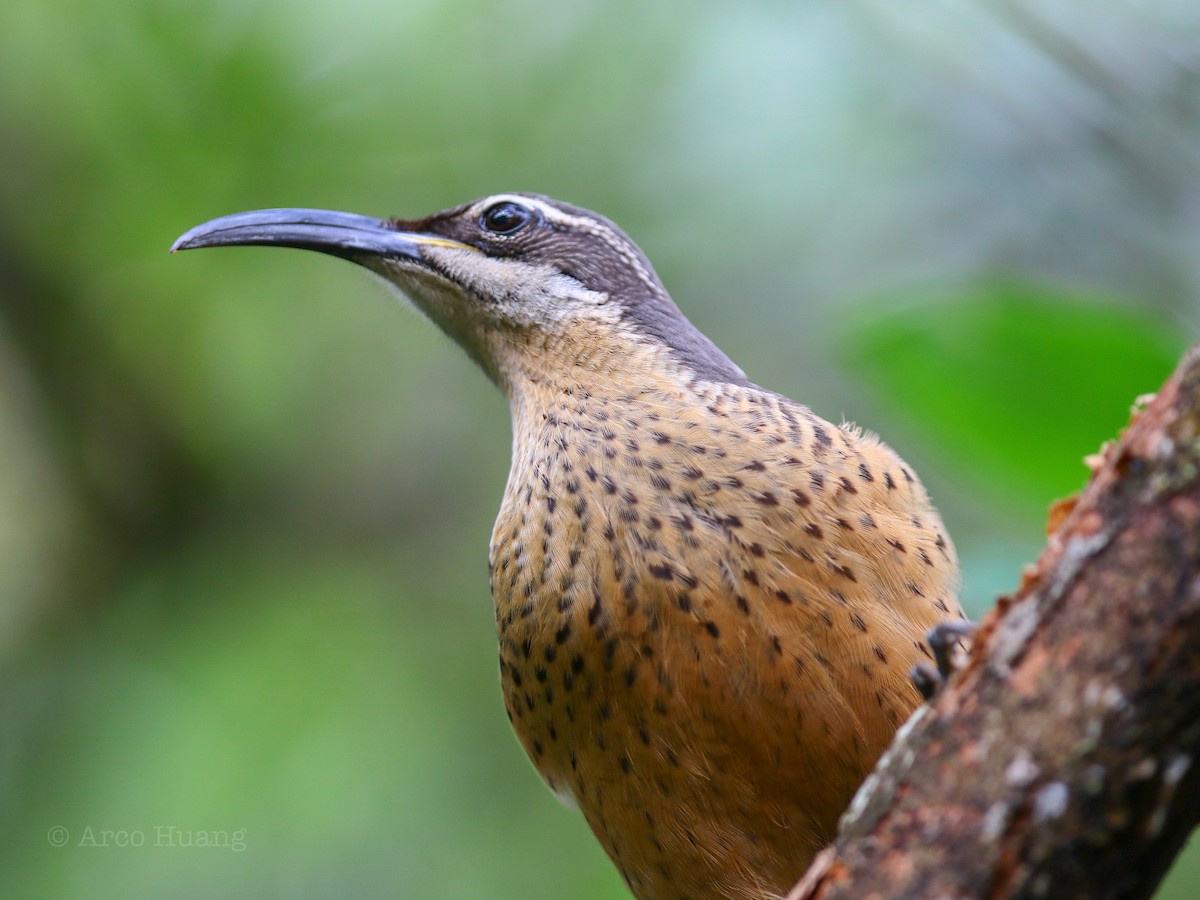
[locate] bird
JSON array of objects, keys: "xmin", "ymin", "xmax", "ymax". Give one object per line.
[{"xmin": 173, "ymin": 194, "xmax": 963, "ymax": 900}]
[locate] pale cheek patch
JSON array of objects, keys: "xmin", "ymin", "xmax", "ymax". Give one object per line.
[{"xmin": 422, "ymin": 247, "xmax": 614, "ymax": 329}]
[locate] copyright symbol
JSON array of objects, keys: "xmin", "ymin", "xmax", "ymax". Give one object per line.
[{"xmin": 47, "ymin": 826, "xmax": 69, "ymax": 847}]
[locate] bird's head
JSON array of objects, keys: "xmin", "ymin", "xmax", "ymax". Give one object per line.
[{"xmin": 173, "ymin": 193, "xmax": 746, "ymax": 397}]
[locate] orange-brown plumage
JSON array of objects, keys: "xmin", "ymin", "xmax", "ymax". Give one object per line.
[
  {"xmin": 174, "ymin": 193, "xmax": 962, "ymax": 900},
  {"xmin": 492, "ymin": 360, "xmax": 958, "ymax": 899}
]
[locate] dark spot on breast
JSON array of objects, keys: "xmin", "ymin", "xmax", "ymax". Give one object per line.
[
  {"xmin": 755, "ymin": 491, "xmax": 779, "ymax": 506},
  {"xmin": 873, "ymin": 645, "xmax": 888, "ymax": 664},
  {"xmin": 804, "ymin": 523, "xmax": 824, "ymax": 539},
  {"xmin": 682, "ymin": 466, "xmax": 704, "ymax": 480},
  {"xmin": 774, "ymin": 589, "xmax": 792, "ymax": 605},
  {"xmin": 791, "ymin": 489, "xmax": 811, "ymax": 507},
  {"xmin": 649, "ymin": 563, "xmax": 674, "ymax": 581},
  {"xmin": 813, "ymin": 424, "xmax": 832, "ymax": 446},
  {"xmin": 838, "ymin": 476, "xmax": 858, "ymax": 495},
  {"xmin": 704, "ymin": 620, "xmax": 720, "ymax": 638},
  {"xmin": 743, "ymin": 460, "xmax": 766, "ymax": 472},
  {"xmin": 735, "ymin": 595, "xmax": 750, "ymax": 614},
  {"xmin": 749, "ymin": 543, "xmax": 765, "ymax": 557},
  {"xmin": 851, "ymin": 612, "xmax": 868, "ymax": 632},
  {"xmin": 887, "ymin": 538, "xmax": 906, "ymax": 552},
  {"xmin": 676, "ymin": 593, "xmax": 693, "ymax": 613},
  {"xmin": 858, "ymin": 462, "xmax": 874, "ymax": 482}
]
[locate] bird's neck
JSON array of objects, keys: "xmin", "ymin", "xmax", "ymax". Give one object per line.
[{"xmin": 491, "ymin": 328, "xmax": 704, "ymax": 438}]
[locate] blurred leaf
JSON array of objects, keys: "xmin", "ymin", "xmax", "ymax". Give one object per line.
[{"xmin": 840, "ymin": 281, "xmax": 1182, "ymax": 512}]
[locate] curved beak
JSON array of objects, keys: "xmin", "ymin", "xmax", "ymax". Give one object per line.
[{"xmin": 170, "ymin": 208, "xmax": 473, "ymax": 261}]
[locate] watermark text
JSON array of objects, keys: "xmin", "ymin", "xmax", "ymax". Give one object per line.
[{"xmin": 48, "ymin": 825, "xmax": 247, "ymax": 852}]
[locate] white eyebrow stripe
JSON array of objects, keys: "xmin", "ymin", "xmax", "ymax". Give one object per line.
[{"xmin": 467, "ymin": 194, "xmax": 661, "ymax": 293}]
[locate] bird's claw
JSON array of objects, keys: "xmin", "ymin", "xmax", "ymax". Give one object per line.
[{"xmin": 911, "ymin": 618, "xmax": 975, "ymax": 700}]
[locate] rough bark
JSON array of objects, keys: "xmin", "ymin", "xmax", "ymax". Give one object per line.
[{"xmin": 790, "ymin": 344, "xmax": 1200, "ymax": 900}]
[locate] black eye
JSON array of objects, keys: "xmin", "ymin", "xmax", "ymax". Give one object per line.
[{"xmin": 481, "ymin": 201, "xmax": 533, "ymax": 235}]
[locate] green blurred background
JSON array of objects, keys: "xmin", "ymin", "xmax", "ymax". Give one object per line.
[{"xmin": 1, "ymin": 1, "xmax": 1196, "ymax": 897}]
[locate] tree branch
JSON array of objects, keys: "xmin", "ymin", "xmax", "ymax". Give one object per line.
[{"xmin": 791, "ymin": 344, "xmax": 1200, "ymax": 899}]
